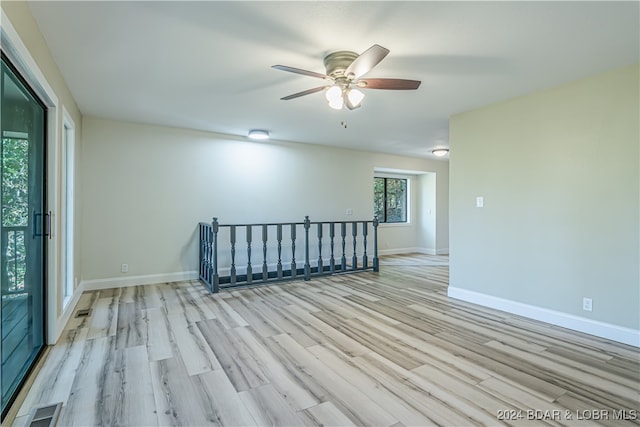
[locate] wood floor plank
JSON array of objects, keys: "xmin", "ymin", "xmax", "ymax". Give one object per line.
[
  {"xmin": 307, "ymin": 344, "xmax": 437, "ymax": 426},
  {"xmin": 210, "ymin": 294, "xmax": 250, "ymax": 327},
  {"xmin": 17, "ymin": 328, "xmax": 89, "ymax": 417},
  {"xmin": 167, "ymin": 312, "xmax": 222, "ymax": 376},
  {"xmin": 112, "ymin": 345, "xmax": 158, "ymax": 426},
  {"xmin": 238, "ymin": 383, "xmax": 307, "ymax": 426},
  {"xmin": 145, "ymin": 307, "xmax": 174, "ymax": 361},
  {"xmin": 150, "ymin": 356, "xmax": 219, "ymax": 426},
  {"xmin": 484, "ymin": 340, "xmax": 640, "ymax": 405},
  {"xmin": 13, "ymin": 254, "xmax": 639, "ymax": 427},
  {"xmin": 312, "ymin": 310, "xmax": 423, "ymax": 370},
  {"xmin": 350, "ymin": 352, "xmax": 476, "ymax": 426},
  {"xmin": 232, "ymin": 326, "xmax": 320, "ymax": 411},
  {"xmin": 86, "ymin": 295, "xmax": 118, "ymax": 340},
  {"xmin": 58, "ymin": 336, "xmax": 116, "ymax": 426},
  {"xmin": 283, "ymin": 304, "xmax": 370, "ymax": 356},
  {"xmin": 302, "ymin": 401, "xmax": 358, "ymax": 427},
  {"xmin": 115, "ymin": 302, "xmax": 147, "ymax": 349},
  {"xmin": 196, "ymin": 318, "xmax": 268, "ymax": 391},
  {"xmin": 192, "ymin": 369, "xmax": 258, "ymax": 426},
  {"xmin": 269, "ymin": 333, "xmax": 399, "ymax": 426}
]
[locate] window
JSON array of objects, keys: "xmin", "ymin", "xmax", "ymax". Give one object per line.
[{"xmin": 374, "ymin": 177, "xmax": 408, "ymax": 223}]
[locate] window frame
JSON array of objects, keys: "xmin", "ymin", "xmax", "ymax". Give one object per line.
[{"xmin": 374, "ymin": 176, "xmax": 410, "ymax": 224}]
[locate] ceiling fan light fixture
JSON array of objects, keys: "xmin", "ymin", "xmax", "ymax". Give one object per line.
[
  {"xmin": 328, "ymin": 96, "xmax": 344, "ymax": 110},
  {"xmin": 346, "ymin": 88, "xmax": 365, "ymax": 107},
  {"xmin": 432, "ymin": 148, "xmax": 449, "ymax": 157},
  {"xmin": 248, "ymin": 129, "xmax": 270, "ymax": 140},
  {"xmin": 325, "ymin": 85, "xmax": 342, "ymax": 102}
]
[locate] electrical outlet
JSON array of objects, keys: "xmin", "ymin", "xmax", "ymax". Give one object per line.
[
  {"xmin": 476, "ymin": 196, "xmax": 484, "ymax": 208},
  {"xmin": 583, "ymin": 297, "xmax": 593, "ymax": 312},
  {"xmin": 346, "ymin": 208, "xmax": 353, "ymax": 216},
  {"xmin": 121, "ymin": 263, "xmax": 129, "ymax": 273}
]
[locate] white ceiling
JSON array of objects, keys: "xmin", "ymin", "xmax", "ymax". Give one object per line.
[{"xmin": 28, "ymin": 1, "xmax": 639, "ymax": 159}]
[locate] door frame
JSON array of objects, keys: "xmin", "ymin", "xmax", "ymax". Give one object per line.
[
  {"xmin": 1, "ymin": 51, "xmax": 49, "ymax": 419},
  {"xmin": 1, "ymin": 9, "xmax": 63, "ymax": 346}
]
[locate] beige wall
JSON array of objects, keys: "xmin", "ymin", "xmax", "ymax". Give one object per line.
[
  {"xmin": 449, "ymin": 64, "xmax": 639, "ymax": 334},
  {"xmin": 80, "ymin": 117, "xmax": 449, "ymax": 283},
  {"xmin": 2, "ymin": 0, "xmax": 83, "ymax": 340}
]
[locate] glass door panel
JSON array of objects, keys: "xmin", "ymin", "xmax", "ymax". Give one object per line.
[{"xmin": 0, "ymin": 54, "xmax": 46, "ymax": 418}]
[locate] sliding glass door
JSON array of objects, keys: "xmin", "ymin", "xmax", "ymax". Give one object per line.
[{"xmin": 0, "ymin": 54, "xmax": 47, "ymax": 417}]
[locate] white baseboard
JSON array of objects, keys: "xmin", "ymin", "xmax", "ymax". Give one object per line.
[
  {"xmin": 448, "ymin": 287, "xmax": 640, "ymax": 347},
  {"xmin": 380, "ymin": 247, "xmax": 435, "ymax": 255},
  {"xmin": 81, "ymin": 270, "xmax": 199, "ymax": 291},
  {"xmin": 379, "ymin": 247, "xmax": 449, "ymax": 256}
]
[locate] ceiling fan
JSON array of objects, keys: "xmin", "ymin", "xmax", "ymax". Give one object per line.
[{"xmin": 272, "ymin": 44, "xmax": 421, "ymax": 110}]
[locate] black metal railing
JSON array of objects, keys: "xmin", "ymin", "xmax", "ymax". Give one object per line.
[
  {"xmin": 1, "ymin": 225, "xmax": 27, "ymax": 296},
  {"xmin": 199, "ymin": 216, "xmax": 379, "ymax": 293}
]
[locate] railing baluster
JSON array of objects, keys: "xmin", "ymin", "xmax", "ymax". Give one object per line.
[
  {"xmin": 317, "ymin": 222, "xmax": 323, "ymax": 274},
  {"xmin": 304, "ymin": 216, "xmax": 311, "ymax": 281},
  {"xmin": 291, "ymin": 223, "xmax": 297, "ymax": 278},
  {"xmin": 1, "ymin": 228, "xmax": 8, "ymax": 294},
  {"xmin": 199, "ymin": 217, "xmax": 379, "ymax": 290},
  {"xmin": 211, "ymin": 218, "xmax": 220, "ymax": 293},
  {"xmin": 277, "ymin": 224, "xmax": 283, "ymax": 279},
  {"xmin": 373, "ymin": 217, "xmax": 379, "ymax": 272},
  {"xmin": 362, "ymin": 221, "xmax": 368, "ymax": 269},
  {"xmin": 199, "ymin": 224, "xmax": 204, "ymax": 281},
  {"xmin": 329, "ymin": 222, "xmax": 335, "ymax": 273},
  {"xmin": 352, "ymin": 221, "xmax": 358, "ymax": 271},
  {"xmin": 13, "ymin": 231, "xmax": 19, "ymax": 289},
  {"xmin": 246, "ymin": 225, "xmax": 252, "ymax": 284},
  {"xmin": 262, "ymin": 224, "xmax": 268, "ymax": 281},
  {"xmin": 341, "ymin": 222, "xmax": 347, "ymax": 271},
  {"xmin": 230, "ymin": 225, "xmax": 237, "ymax": 285}
]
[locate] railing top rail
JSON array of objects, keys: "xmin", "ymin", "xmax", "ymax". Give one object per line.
[
  {"xmin": 1, "ymin": 225, "xmax": 29, "ymax": 231},
  {"xmin": 200, "ymin": 220, "xmax": 375, "ymax": 227}
]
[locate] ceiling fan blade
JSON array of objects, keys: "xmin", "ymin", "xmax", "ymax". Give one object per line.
[
  {"xmin": 280, "ymin": 86, "xmax": 328, "ymax": 100},
  {"xmin": 358, "ymin": 78, "xmax": 421, "ymax": 90},
  {"xmin": 272, "ymin": 65, "xmax": 328, "ymax": 80},
  {"xmin": 345, "ymin": 44, "xmax": 390, "ymax": 79}
]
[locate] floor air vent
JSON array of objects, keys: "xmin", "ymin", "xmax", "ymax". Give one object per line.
[
  {"xmin": 25, "ymin": 402, "xmax": 62, "ymax": 427},
  {"xmin": 75, "ymin": 308, "xmax": 92, "ymax": 318}
]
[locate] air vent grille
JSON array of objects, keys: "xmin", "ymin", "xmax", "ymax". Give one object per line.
[
  {"xmin": 75, "ymin": 308, "xmax": 92, "ymax": 318},
  {"xmin": 25, "ymin": 402, "xmax": 62, "ymax": 427}
]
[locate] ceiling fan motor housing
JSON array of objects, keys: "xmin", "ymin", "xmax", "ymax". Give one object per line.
[{"xmin": 323, "ymin": 51, "xmax": 359, "ymax": 79}]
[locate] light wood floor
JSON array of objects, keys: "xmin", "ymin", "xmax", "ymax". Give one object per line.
[{"xmin": 12, "ymin": 254, "xmax": 640, "ymax": 426}]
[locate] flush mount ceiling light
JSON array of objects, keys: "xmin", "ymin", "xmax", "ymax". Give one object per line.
[
  {"xmin": 248, "ymin": 129, "xmax": 269, "ymax": 140},
  {"xmin": 432, "ymin": 148, "xmax": 449, "ymax": 157}
]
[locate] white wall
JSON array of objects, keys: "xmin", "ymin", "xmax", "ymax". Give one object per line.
[
  {"xmin": 80, "ymin": 117, "xmax": 449, "ymax": 286},
  {"xmin": 449, "ymin": 64, "xmax": 639, "ymax": 345},
  {"xmin": 415, "ymin": 170, "xmax": 449, "ymax": 254}
]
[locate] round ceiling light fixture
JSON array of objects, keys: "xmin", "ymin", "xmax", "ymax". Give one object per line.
[
  {"xmin": 432, "ymin": 148, "xmax": 449, "ymax": 157},
  {"xmin": 248, "ymin": 129, "xmax": 270, "ymax": 140}
]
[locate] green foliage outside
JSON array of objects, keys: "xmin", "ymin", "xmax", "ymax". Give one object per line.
[
  {"xmin": 1, "ymin": 137, "xmax": 29, "ymax": 292},
  {"xmin": 374, "ymin": 177, "xmax": 407, "ymax": 223},
  {"xmin": 2, "ymin": 138, "xmax": 29, "ymax": 226}
]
